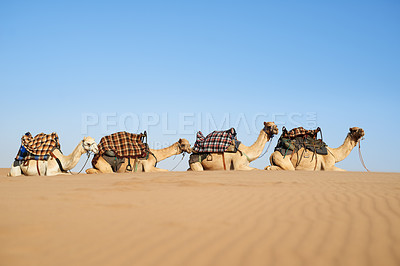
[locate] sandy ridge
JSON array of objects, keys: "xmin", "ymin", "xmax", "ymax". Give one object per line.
[{"xmin": 0, "ymin": 169, "xmax": 399, "ymax": 266}]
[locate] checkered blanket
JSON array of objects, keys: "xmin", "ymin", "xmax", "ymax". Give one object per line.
[
  {"xmin": 280, "ymin": 127, "xmax": 321, "ymax": 139},
  {"xmin": 193, "ymin": 128, "xmax": 238, "ymax": 153},
  {"xmin": 15, "ymin": 132, "xmax": 61, "ymax": 161},
  {"xmin": 92, "ymin": 131, "xmax": 148, "ymax": 167}
]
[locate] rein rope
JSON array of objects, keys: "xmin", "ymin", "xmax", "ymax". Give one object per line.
[
  {"xmin": 358, "ymin": 139, "xmax": 370, "ymax": 172},
  {"xmin": 70, "ymin": 151, "xmax": 93, "ymax": 175},
  {"xmin": 69, "ymin": 141, "xmax": 95, "ymax": 175},
  {"xmin": 258, "ymin": 136, "xmax": 274, "ymax": 159},
  {"xmin": 170, "ymin": 153, "xmax": 186, "ymax": 171},
  {"xmin": 169, "ymin": 143, "xmax": 187, "ymax": 171},
  {"xmin": 150, "ymin": 151, "xmax": 158, "ymax": 167}
]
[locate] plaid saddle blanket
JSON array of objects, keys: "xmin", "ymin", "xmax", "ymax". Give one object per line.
[
  {"xmin": 280, "ymin": 126, "xmax": 321, "ymax": 139},
  {"xmin": 193, "ymin": 128, "xmax": 239, "ymax": 153},
  {"xmin": 15, "ymin": 132, "xmax": 61, "ymax": 161},
  {"xmin": 92, "ymin": 131, "xmax": 148, "ymax": 167}
]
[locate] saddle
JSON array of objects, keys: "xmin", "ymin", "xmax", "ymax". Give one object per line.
[
  {"xmin": 101, "ymin": 150, "xmax": 127, "ymax": 172},
  {"xmin": 15, "ymin": 132, "xmax": 61, "ymax": 162},
  {"xmin": 274, "ymin": 127, "xmax": 328, "ymax": 156},
  {"xmin": 189, "ymin": 153, "xmax": 210, "ymax": 165},
  {"xmin": 192, "ymin": 128, "xmax": 241, "ymax": 154},
  {"xmin": 92, "ymin": 131, "xmax": 149, "ymax": 172}
]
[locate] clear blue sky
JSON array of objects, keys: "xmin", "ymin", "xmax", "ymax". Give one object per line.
[{"xmin": 1, "ymin": 0, "xmax": 399, "ymax": 172}]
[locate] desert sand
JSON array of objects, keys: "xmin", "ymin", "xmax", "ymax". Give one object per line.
[{"xmin": 0, "ymin": 168, "xmax": 399, "ymax": 266}]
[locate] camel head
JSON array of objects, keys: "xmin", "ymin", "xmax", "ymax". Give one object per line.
[
  {"xmin": 178, "ymin": 138, "xmax": 192, "ymax": 154},
  {"xmin": 82, "ymin": 136, "xmax": 99, "ymax": 154},
  {"xmin": 263, "ymin": 122, "xmax": 279, "ymax": 138},
  {"xmin": 348, "ymin": 127, "xmax": 365, "ymax": 143}
]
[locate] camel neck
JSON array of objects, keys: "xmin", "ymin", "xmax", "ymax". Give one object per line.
[
  {"xmin": 329, "ymin": 134, "xmax": 357, "ymax": 163},
  {"xmin": 57, "ymin": 141, "xmax": 85, "ymax": 170},
  {"xmin": 241, "ymin": 130, "xmax": 270, "ymax": 162},
  {"xmin": 150, "ymin": 142, "xmax": 180, "ymax": 162}
]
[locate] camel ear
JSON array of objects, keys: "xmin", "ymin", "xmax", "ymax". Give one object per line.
[
  {"xmin": 83, "ymin": 136, "xmax": 87, "ymax": 141},
  {"xmin": 264, "ymin": 122, "xmax": 267, "ymax": 126},
  {"xmin": 179, "ymin": 138, "xmax": 182, "ymax": 143}
]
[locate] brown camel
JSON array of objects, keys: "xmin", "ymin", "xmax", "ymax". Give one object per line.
[
  {"xmin": 265, "ymin": 127, "xmax": 365, "ymax": 171},
  {"xmin": 86, "ymin": 138, "xmax": 191, "ymax": 173},
  {"xmin": 190, "ymin": 122, "xmax": 279, "ymax": 171},
  {"xmin": 9, "ymin": 137, "xmax": 98, "ymax": 176}
]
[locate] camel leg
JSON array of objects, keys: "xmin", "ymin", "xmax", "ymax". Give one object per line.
[
  {"xmin": 266, "ymin": 162, "xmax": 295, "ymax": 171},
  {"xmin": 86, "ymin": 168, "xmax": 101, "ymax": 174},
  {"xmin": 139, "ymin": 160, "xmax": 165, "ymax": 172},
  {"xmin": 148, "ymin": 167, "xmax": 168, "ymax": 172},
  {"xmin": 8, "ymin": 163, "xmax": 21, "ymax": 176},
  {"xmin": 17, "ymin": 160, "xmax": 49, "ymax": 176},
  {"xmin": 236, "ymin": 165, "xmax": 258, "ymax": 170},
  {"xmin": 48, "ymin": 172, "xmax": 73, "ymax": 176},
  {"xmin": 141, "ymin": 159, "xmax": 168, "ymax": 172},
  {"xmin": 266, "ymin": 152, "xmax": 295, "ymax": 171},
  {"xmin": 88, "ymin": 158, "xmax": 114, "ymax": 174},
  {"xmin": 232, "ymin": 158, "xmax": 257, "ymax": 170},
  {"xmin": 274, "ymin": 161, "xmax": 295, "ymax": 170},
  {"xmin": 46, "ymin": 161, "xmax": 72, "ymax": 176},
  {"xmin": 326, "ymin": 166, "xmax": 347, "ymax": 171},
  {"xmin": 190, "ymin": 162, "xmax": 204, "ymax": 171},
  {"xmin": 97, "ymin": 164, "xmax": 114, "ymax": 173},
  {"xmin": 265, "ymin": 165, "xmax": 285, "ymax": 171},
  {"xmin": 42, "ymin": 162, "xmax": 77, "ymax": 176}
]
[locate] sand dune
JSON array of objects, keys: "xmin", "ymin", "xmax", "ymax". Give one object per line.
[{"xmin": 0, "ymin": 169, "xmax": 399, "ymax": 266}]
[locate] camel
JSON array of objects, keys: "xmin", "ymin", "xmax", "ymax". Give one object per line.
[
  {"xmin": 265, "ymin": 127, "xmax": 365, "ymax": 171},
  {"xmin": 86, "ymin": 138, "xmax": 192, "ymax": 174},
  {"xmin": 8, "ymin": 137, "xmax": 99, "ymax": 176},
  {"xmin": 189, "ymin": 122, "xmax": 279, "ymax": 171}
]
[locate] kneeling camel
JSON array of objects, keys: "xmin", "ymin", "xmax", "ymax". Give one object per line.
[
  {"xmin": 190, "ymin": 122, "xmax": 278, "ymax": 171},
  {"xmin": 9, "ymin": 137, "xmax": 98, "ymax": 176},
  {"xmin": 86, "ymin": 138, "xmax": 191, "ymax": 173},
  {"xmin": 265, "ymin": 127, "xmax": 365, "ymax": 171}
]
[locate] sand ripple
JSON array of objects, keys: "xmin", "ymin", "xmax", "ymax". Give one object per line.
[{"xmin": 0, "ymin": 170, "xmax": 399, "ymax": 266}]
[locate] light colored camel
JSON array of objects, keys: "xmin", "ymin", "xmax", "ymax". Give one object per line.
[
  {"xmin": 86, "ymin": 138, "xmax": 192, "ymax": 174},
  {"xmin": 8, "ymin": 137, "xmax": 98, "ymax": 176},
  {"xmin": 265, "ymin": 127, "xmax": 365, "ymax": 171},
  {"xmin": 190, "ymin": 122, "xmax": 279, "ymax": 171}
]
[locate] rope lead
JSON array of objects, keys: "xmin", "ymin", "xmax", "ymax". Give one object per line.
[{"xmin": 358, "ymin": 141, "xmax": 370, "ymax": 172}]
